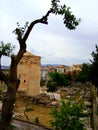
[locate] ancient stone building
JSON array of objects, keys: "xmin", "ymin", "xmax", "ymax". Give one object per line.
[{"xmin": 17, "ymin": 51, "xmax": 41, "ymax": 96}]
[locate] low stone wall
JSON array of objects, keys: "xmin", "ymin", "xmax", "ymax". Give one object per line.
[
  {"xmin": 90, "ymin": 85, "xmax": 98, "ymax": 130},
  {"xmin": 11, "ymin": 119, "xmax": 53, "ymax": 130}
]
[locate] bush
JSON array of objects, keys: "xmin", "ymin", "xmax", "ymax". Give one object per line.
[
  {"xmin": 34, "ymin": 117, "xmax": 40, "ymax": 124},
  {"xmin": 50, "ymin": 101, "xmax": 86, "ymax": 130}
]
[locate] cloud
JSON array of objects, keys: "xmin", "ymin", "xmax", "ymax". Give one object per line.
[{"xmin": 0, "ymin": 0, "xmax": 98, "ymax": 66}]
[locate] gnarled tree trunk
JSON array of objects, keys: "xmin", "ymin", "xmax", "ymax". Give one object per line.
[
  {"xmin": 0, "ymin": 41, "xmax": 26, "ymax": 130},
  {"xmin": 0, "ymin": 10, "xmax": 52, "ymax": 130}
]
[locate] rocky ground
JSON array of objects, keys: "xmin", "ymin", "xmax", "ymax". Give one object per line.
[
  {"xmin": 60, "ymin": 84, "xmax": 93, "ymax": 130},
  {"xmin": 12, "ymin": 83, "xmax": 93, "ymax": 130},
  {"xmin": 0, "ymin": 83, "xmax": 94, "ymax": 130}
]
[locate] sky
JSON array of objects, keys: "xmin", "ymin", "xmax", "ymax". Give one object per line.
[{"xmin": 0, "ymin": 0, "xmax": 98, "ymax": 66}]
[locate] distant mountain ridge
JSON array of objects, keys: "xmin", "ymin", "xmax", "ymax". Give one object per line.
[
  {"xmin": 41, "ymin": 64, "xmax": 59, "ymax": 67},
  {"xmin": 1, "ymin": 66, "xmax": 10, "ymax": 69},
  {"xmin": 1, "ymin": 64, "xmax": 63, "ymax": 69}
]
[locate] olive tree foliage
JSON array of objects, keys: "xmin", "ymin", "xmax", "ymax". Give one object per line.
[
  {"xmin": 0, "ymin": 41, "xmax": 15, "ymax": 68},
  {"xmin": 51, "ymin": 0, "xmax": 80, "ymax": 29},
  {"xmin": 13, "ymin": 0, "xmax": 80, "ymax": 40},
  {"xmin": 0, "ymin": 0, "xmax": 80, "ymax": 129}
]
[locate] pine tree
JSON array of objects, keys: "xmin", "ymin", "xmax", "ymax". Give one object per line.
[{"xmin": 90, "ymin": 45, "xmax": 98, "ymax": 89}]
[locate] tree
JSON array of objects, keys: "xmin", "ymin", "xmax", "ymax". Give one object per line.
[
  {"xmin": 49, "ymin": 72, "xmax": 71, "ymax": 87},
  {"xmin": 46, "ymin": 72, "xmax": 71, "ymax": 98},
  {"xmin": 64, "ymin": 72, "xmax": 72, "ymax": 82},
  {"xmin": 0, "ymin": 0, "xmax": 80, "ymax": 129},
  {"xmin": 75, "ymin": 63, "xmax": 91, "ymax": 83},
  {"xmin": 47, "ymin": 80, "xmax": 58, "ymax": 93},
  {"xmin": 40, "ymin": 79, "xmax": 46, "ymax": 87},
  {"xmin": 0, "ymin": 41, "xmax": 15, "ymax": 69},
  {"xmin": 90, "ymin": 45, "xmax": 98, "ymax": 89},
  {"xmin": 50, "ymin": 101, "xmax": 85, "ymax": 130}
]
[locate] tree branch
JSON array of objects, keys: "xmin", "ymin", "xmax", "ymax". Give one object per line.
[
  {"xmin": 13, "ymin": 10, "xmax": 53, "ymax": 64},
  {"xmin": 15, "ymin": 40, "xmax": 26, "ymax": 64},
  {"xmin": 23, "ymin": 9, "xmax": 53, "ymax": 42}
]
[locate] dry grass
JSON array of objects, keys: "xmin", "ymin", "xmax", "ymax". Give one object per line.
[
  {"xmin": 14, "ymin": 86, "xmax": 86, "ymax": 128},
  {"xmin": 14, "ymin": 100, "xmax": 53, "ymax": 128}
]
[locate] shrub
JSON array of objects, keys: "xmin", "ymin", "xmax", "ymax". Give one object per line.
[
  {"xmin": 34, "ymin": 117, "xmax": 40, "ymax": 124},
  {"xmin": 50, "ymin": 101, "xmax": 86, "ymax": 130}
]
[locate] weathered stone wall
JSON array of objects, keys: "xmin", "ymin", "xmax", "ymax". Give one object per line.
[
  {"xmin": 12, "ymin": 119, "xmax": 53, "ymax": 130},
  {"xmin": 90, "ymin": 85, "xmax": 98, "ymax": 130},
  {"xmin": 17, "ymin": 52, "xmax": 41, "ymax": 97}
]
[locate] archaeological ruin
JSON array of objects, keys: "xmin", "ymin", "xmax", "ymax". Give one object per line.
[{"xmin": 17, "ymin": 51, "xmax": 41, "ymax": 96}]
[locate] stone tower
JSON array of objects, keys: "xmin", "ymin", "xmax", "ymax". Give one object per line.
[{"xmin": 17, "ymin": 51, "xmax": 41, "ymax": 96}]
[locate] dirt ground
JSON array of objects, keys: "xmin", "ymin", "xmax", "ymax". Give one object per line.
[{"xmin": 14, "ymin": 100, "xmax": 53, "ymax": 128}]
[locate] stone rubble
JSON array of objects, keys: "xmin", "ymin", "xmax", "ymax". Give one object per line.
[
  {"xmin": 60, "ymin": 84, "xmax": 93, "ymax": 130},
  {"xmin": 0, "ymin": 84, "xmax": 94, "ymax": 130},
  {"xmin": 29, "ymin": 84, "xmax": 93, "ymax": 129}
]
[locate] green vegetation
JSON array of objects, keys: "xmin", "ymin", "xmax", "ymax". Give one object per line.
[
  {"xmin": 47, "ymin": 72, "xmax": 71, "ymax": 93},
  {"xmin": 0, "ymin": 0, "xmax": 80, "ymax": 129},
  {"xmin": 40, "ymin": 79, "xmax": 46, "ymax": 87},
  {"xmin": 51, "ymin": 0, "xmax": 81, "ymax": 30},
  {"xmin": 75, "ymin": 63, "xmax": 91, "ymax": 83},
  {"xmin": 0, "ymin": 41, "xmax": 15, "ymax": 69},
  {"xmin": 90, "ymin": 45, "xmax": 98, "ymax": 89},
  {"xmin": 34, "ymin": 117, "xmax": 40, "ymax": 124},
  {"xmin": 9, "ymin": 125, "xmax": 16, "ymax": 130},
  {"xmin": 75, "ymin": 45, "xmax": 98, "ymax": 89},
  {"xmin": 47, "ymin": 80, "xmax": 57, "ymax": 93},
  {"xmin": 50, "ymin": 101, "xmax": 86, "ymax": 130},
  {"xmin": 25, "ymin": 103, "xmax": 35, "ymax": 112}
]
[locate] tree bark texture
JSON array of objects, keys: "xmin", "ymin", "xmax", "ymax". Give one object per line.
[
  {"xmin": 0, "ymin": 9, "xmax": 52, "ymax": 130},
  {"xmin": 0, "ymin": 43, "xmax": 26, "ymax": 130}
]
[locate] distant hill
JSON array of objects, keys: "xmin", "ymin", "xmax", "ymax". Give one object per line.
[
  {"xmin": 41, "ymin": 64, "xmax": 58, "ymax": 67},
  {"xmin": 1, "ymin": 66, "xmax": 10, "ymax": 69},
  {"xmin": 1, "ymin": 64, "xmax": 63, "ymax": 69}
]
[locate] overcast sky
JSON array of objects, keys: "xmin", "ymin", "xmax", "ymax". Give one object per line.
[{"xmin": 0, "ymin": 0, "xmax": 98, "ymax": 66}]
